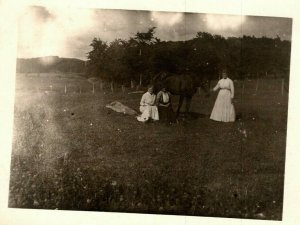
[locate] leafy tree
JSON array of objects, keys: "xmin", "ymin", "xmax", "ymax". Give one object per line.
[
  {"xmin": 86, "ymin": 38, "xmax": 108, "ymax": 78},
  {"xmin": 187, "ymin": 32, "xmax": 222, "ymax": 80},
  {"xmin": 132, "ymin": 27, "xmax": 159, "ymax": 84},
  {"xmin": 86, "ymin": 29, "xmax": 291, "ymax": 88},
  {"xmin": 105, "ymin": 39, "xmax": 130, "ymax": 85}
]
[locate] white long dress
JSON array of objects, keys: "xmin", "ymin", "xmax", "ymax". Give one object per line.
[
  {"xmin": 137, "ymin": 92, "xmax": 159, "ymax": 122},
  {"xmin": 210, "ymin": 78, "xmax": 235, "ymax": 122}
]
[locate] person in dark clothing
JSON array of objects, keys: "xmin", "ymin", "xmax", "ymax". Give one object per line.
[{"xmin": 156, "ymin": 87, "xmax": 176, "ymax": 123}]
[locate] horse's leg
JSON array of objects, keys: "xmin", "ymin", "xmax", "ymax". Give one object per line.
[
  {"xmin": 177, "ymin": 95, "xmax": 184, "ymax": 116},
  {"xmin": 185, "ymin": 96, "xmax": 192, "ymax": 115}
]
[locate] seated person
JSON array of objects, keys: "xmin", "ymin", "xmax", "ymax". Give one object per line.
[
  {"xmin": 137, "ymin": 85, "xmax": 159, "ymax": 122},
  {"xmin": 156, "ymin": 87, "xmax": 176, "ymax": 123}
]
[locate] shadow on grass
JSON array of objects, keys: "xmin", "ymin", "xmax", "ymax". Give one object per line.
[{"xmin": 177, "ymin": 112, "xmax": 208, "ymax": 120}]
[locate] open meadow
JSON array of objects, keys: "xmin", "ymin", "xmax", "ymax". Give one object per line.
[{"xmin": 9, "ymin": 73, "xmax": 288, "ymax": 220}]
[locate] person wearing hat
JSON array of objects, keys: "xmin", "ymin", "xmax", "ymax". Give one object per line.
[{"xmin": 210, "ymin": 69, "xmax": 236, "ymax": 122}]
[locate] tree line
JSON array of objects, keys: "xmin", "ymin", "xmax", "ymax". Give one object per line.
[{"xmin": 86, "ymin": 27, "xmax": 291, "ymax": 87}]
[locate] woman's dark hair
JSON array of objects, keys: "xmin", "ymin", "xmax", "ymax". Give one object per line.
[
  {"xmin": 220, "ymin": 68, "xmax": 228, "ymax": 74},
  {"xmin": 147, "ymin": 84, "xmax": 154, "ymax": 89}
]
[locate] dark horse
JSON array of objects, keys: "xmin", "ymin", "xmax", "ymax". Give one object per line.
[{"xmin": 152, "ymin": 72, "xmax": 210, "ymax": 116}]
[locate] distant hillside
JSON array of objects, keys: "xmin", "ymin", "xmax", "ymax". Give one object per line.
[{"xmin": 16, "ymin": 56, "xmax": 86, "ymax": 73}]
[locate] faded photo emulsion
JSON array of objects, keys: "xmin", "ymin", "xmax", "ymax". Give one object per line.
[{"xmin": 9, "ymin": 6, "xmax": 292, "ymax": 221}]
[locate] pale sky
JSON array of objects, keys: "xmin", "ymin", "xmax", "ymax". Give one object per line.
[{"xmin": 17, "ymin": 6, "xmax": 292, "ymax": 60}]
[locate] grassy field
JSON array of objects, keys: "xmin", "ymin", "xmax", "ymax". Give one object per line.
[{"xmin": 9, "ymin": 73, "xmax": 288, "ymax": 220}]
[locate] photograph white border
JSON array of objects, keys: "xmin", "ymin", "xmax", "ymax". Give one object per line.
[{"xmin": 1, "ymin": 0, "xmax": 299, "ymax": 225}]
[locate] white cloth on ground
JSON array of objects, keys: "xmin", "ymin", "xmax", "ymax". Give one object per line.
[{"xmin": 105, "ymin": 101, "xmax": 137, "ymax": 115}]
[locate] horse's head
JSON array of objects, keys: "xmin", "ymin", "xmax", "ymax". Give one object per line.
[{"xmin": 151, "ymin": 71, "xmax": 169, "ymax": 94}]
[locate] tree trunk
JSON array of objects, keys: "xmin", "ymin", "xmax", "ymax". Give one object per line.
[
  {"xmin": 121, "ymin": 84, "xmax": 125, "ymax": 93},
  {"xmin": 92, "ymin": 83, "xmax": 95, "ymax": 94},
  {"xmin": 131, "ymin": 80, "xmax": 134, "ymax": 88}
]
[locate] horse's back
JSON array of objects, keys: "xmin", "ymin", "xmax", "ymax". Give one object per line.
[{"xmin": 165, "ymin": 74, "xmax": 195, "ymax": 96}]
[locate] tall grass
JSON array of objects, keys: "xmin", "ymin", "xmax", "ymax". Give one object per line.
[{"xmin": 8, "ymin": 75, "xmax": 287, "ymax": 220}]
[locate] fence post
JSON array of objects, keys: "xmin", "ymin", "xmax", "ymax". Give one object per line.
[
  {"xmin": 255, "ymin": 78, "xmax": 259, "ymax": 94},
  {"xmin": 110, "ymin": 81, "xmax": 114, "ymax": 93},
  {"xmin": 281, "ymin": 78, "xmax": 285, "ymax": 96},
  {"xmin": 139, "ymin": 74, "xmax": 142, "ymax": 86},
  {"xmin": 64, "ymin": 85, "xmax": 67, "ymax": 94},
  {"xmin": 79, "ymin": 86, "xmax": 82, "ymax": 94},
  {"xmin": 100, "ymin": 80, "xmax": 103, "ymax": 91},
  {"xmin": 131, "ymin": 80, "xmax": 134, "ymax": 89},
  {"xmin": 242, "ymin": 80, "xmax": 245, "ymax": 96},
  {"xmin": 122, "ymin": 84, "xmax": 125, "ymax": 93},
  {"xmin": 92, "ymin": 83, "xmax": 95, "ymax": 94}
]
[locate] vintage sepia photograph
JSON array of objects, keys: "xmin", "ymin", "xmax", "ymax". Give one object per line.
[{"xmin": 8, "ymin": 5, "xmax": 292, "ymax": 221}]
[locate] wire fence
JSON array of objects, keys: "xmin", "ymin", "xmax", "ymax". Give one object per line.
[{"xmin": 15, "ymin": 73, "xmax": 288, "ymax": 97}]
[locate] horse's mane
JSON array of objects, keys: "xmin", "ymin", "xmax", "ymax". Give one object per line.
[
  {"xmin": 152, "ymin": 71, "xmax": 173, "ymax": 82},
  {"xmin": 151, "ymin": 72, "xmax": 171, "ymax": 94}
]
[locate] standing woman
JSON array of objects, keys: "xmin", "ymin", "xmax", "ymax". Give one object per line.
[{"xmin": 210, "ymin": 69, "xmax": 235, "ymax": 122}]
